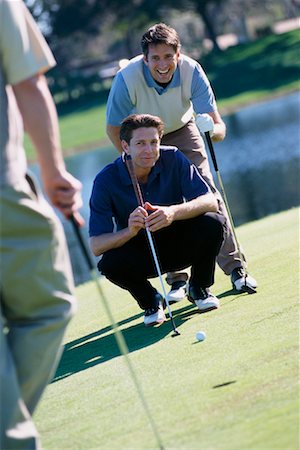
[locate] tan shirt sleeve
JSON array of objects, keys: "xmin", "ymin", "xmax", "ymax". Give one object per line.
[{"xmin": 0, "ymin": 0, "xmax": 56, "ymax": 85}]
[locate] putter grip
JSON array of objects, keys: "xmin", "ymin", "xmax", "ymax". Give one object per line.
[
  {"xmin": 125, "ymin": 154, "xmax": 145, "ymax": 207},
  {"xmin": 70, "ymin": 215, "xmax": 94, "ymax": 271},
  {"xmin": 205, "ymin": 132, "xmax": 219, "ymax": 172}
]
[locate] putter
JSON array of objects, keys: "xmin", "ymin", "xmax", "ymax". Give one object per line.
[
  {"xmin": 204, "ymin": 132, "xmax": 256, "ymax": 294},
  {"xmin": 70, "ymin": 215, "xmax": 165, "ymax": 449},
  {"xmin": 125, "ymin": 154, "xmax": 180, "ymax": 337}
]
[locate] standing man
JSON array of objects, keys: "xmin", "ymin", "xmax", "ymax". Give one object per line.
[
  {"xmin": 89, "ymin": 114, "xmax": 224, "ymax": 326},
  {"xmin": 0, "ymin": 1, "xmax": 83, "ymax": 449},
  {"xmin": 106, "ymin": 22, "xmax": 257, "ymax": 302}
]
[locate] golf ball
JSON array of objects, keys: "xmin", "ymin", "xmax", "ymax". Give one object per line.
[{"xmin": 196, "ymin": 331, "xmax": 206, "ymax": 342}]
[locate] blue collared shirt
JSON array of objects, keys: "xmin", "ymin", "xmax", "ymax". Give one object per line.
[{"xmin": 89, "ymin": 147, "xmax": 210, "ymax": 237}]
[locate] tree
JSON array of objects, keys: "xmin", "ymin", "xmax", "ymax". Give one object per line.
[
  {"xmin": 25, "ymin": 0, "xmax": 225, "ymax": 54},
  {"xmin": 129, "ymin": 0, "xmax": 226, "ymax": 52},
  {"xmin": 25, "ymin": 0, "xmax": 298, "ymax": 96},
  {"xmin": 186, "ymin": 0, "xmax": 224, "ymax": 51}
]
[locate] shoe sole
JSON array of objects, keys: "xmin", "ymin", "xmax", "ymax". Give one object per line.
[
  {"xmin": 168, "ymin": 298, "xmax": 185, "ymax": 305},
  {"xmin": 187, "ymin": 295, "xmax": 219, "ymax": 313},
  {"xmin": 198, "ymin": 305, "xmax": 219, "ymax": 314},
  {"xmin": 144, "ymin": 319, "xmax": 165, "ymax": 327},
  {"xmin": 232, "ymin": 284, "xmax": 257, "ymax": 294}
]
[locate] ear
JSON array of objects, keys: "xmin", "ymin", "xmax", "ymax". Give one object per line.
[
  {"xmin": 121, "ymin": 140, "xmax": 129, "ymax": 154},
  {"xmin": 143, "ymin": 54, "xmax": 148, "ymax": 65}
]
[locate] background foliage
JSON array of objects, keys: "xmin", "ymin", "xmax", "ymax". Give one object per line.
[{"xmin": 24, "ymin": 0, "xmax": 299, "ymax": 105}]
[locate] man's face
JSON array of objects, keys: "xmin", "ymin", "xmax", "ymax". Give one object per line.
[
  {"xmin": 144, "ymin": 43, "xmax": 180, "ymax": 84},
  {"xmin": 122, "ymin": 127, "xmax": 160, "ymax": 172}
]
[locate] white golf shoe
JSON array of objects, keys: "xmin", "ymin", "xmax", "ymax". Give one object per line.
[
  {"xmin": 144, "ymin": 293, "xmax": 166, "ymax": 327},
  {"xmin": 231, "ymin": 267, "xmax": 257, "ymax": 293},
  {"xmin": 166, "ymin": 280, "xmax": 187, "ymax": 304},
  {"xmin": 144, "ymin": 304, "xmax": 166, "ymax": 327},
  {"xmin": 187, "ymin": 285, "xmax": 220, "ymax": 313}
]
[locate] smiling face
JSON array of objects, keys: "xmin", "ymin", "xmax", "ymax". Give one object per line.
[
  {"xmin": 144, "ymin": 43, "xmax": 180, "ymax": 85},
  {"xmin": 122, "ymin": 127, "xmax": 160, "ymax": 179}
]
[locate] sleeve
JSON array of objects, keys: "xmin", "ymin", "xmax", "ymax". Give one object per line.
[
  {"xmin": 176, "ymin": 150, "xmax": 210, "ymax": 200},
  {"xmin": 0, "ymin": 0, "xmax": 56, "ymax": 85},
  {"xmin": 106, "ymin": 72, "xmax": 134, "ymax": 126},
  {"xmin": 190, "ymin": 63, "xmax": 217, "ymax": 114},
  {"xmin": 89, "ymin": 175, "xmax": 115, "ymax": 237}
]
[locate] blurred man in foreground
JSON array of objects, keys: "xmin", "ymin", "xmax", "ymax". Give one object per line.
[{"xmin": 0, "ymin": 1, "xmax": 83, "ymax": 448}]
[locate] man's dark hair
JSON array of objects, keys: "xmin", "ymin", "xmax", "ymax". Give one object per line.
[
  {"xmin": 141, "ymin": 23, "xmax": 181, "ymax": 56},
  {"xmin": 120, "ymin": 114, "xmax": 164, "ymax": 143}
]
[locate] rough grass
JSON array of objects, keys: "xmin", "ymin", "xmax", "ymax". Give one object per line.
[{"xmin": 34, "ymin": 207, "xmax": 299, "ymax": 449}]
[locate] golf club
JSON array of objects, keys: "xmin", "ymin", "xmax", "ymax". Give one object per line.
[
  {"xmin": 204, "ymin": 132, "xmax": 256, "ymax": 294},
  {"xmin": 124, "ymin": 154, "xmax": 181, "ymax": 337},
  {"xmin": 70, "ymin": 215, "xmax": 165, "ymax": 449}
]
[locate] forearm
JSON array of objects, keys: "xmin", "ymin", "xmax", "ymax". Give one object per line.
[
  {"xmin": 90, "ymin": 227, "xmax": 133, "ymax": 256},
  {"xmin": 171, "ymin": 193, "xmax": 218, "ymax": 221},
  {"xmin": 13, "ymin": 74, "xmax": 83, "ymax": 217},
  {"xmin": 13, "ymin": 74, "xmax": 66, "ymax": 179},
  {"xmin": 145, "ymin": 193, "xmax": 218, "ymax": 232},
  {"xmin": 106, "ymin": 124, "xmax": 123, "ymax": 153}
]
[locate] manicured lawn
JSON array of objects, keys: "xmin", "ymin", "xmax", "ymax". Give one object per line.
[{"xmin": 34, "ymin": 207, "xmax": 299, "ymax": 449}]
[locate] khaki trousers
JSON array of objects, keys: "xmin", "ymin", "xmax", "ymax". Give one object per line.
[
  {"xmin": 0, "ymin": 175, "xmax": 76, "ymax": 450},
  {"xmin": 162, "ymin": 120, "xmax": 244, "ymax": 282}
]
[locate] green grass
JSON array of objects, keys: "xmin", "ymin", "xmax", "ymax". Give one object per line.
[
  {"xmin": 58, "ymin": 103, "xmax": 107, "ymax": 152},
  {"xmin": 24, "ymin": 99, "xmax": 108, "ymax": 162},
  {"xmin": 203, "ymin": 28, "xmax": 300, "ymax": 106},
  {"xmin": 25, "ymin": 29, "xmax": 300, "ymax": 161},
  {"xmin": 34, "ymin": 207, "xmax": 299, "ymax": 449}
]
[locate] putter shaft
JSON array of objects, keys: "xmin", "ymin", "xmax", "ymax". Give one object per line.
[
  {"xmin": 204, "ymin": 132, "xmax": 256, "ymax": 294},
  {"xmin": 125, "ymin": 154, "xmax": 180, "ymax": 334},
  {"xmin": 70, "ymin": 215, "xmax": 165, "ymax": 449}
]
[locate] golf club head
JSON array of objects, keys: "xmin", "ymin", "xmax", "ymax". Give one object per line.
[
  {"xmin": 171, "ymin": 329, "xmax": 181, "ymax": 337},
  {"xmin": 244, "ymin": 286, "xmax": 257, "ymax": 295},
  {"xmin": 242, "ymin": 274, "xmax": 257, "ymax": 295}
]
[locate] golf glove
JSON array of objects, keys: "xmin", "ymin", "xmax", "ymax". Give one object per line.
[{"xmin": 195, "ymin": 113, "xmax": 214, "ymax": 136}]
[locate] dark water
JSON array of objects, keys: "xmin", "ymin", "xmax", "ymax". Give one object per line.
[{"xmin": 30, "ymin": 92, "xmax": 300, "ymax": 284}]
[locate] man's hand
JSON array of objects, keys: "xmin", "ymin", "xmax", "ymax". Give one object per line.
[
  {"xmin": 144, "ymin": 202, "xmax": 174, "ymax": 232},
  {"xmin": 42, "ymin": 170, "xmax": 83, "ymax": 220},
  {"xmin": 128, "ymin": 206, "xmax": 148, "ymax": 236},
  {"xmin": 195, "ymin": 113, "xmax": 214, "ymax": 136}
]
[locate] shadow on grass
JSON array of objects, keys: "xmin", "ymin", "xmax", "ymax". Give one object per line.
[
  {"xmin": 217, "ymin": 288, "xmax": 237, "ymax": 299},
  {"xmin": 217, "ymin": 285, "xmax": 258, "ymax": 301},
  {"xmin": 213, "ymin": 380, "xmax": 237, "ymax": 389},
  {"xmin": 53, "ymin": 288, "xmax": 250, "ymax": 383},
  {"xmin": 53, "ymin": 303, "xmax": 197, "ymax": 383}
]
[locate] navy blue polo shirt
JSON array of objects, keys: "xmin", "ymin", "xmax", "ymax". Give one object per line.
[{"xmin": 89, "ymin": 147, "xmax": 210, "ymax": 237}]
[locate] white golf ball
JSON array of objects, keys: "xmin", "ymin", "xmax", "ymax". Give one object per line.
[{"xmin": 196, "ymin": 331, "xmax": 206, "ymax": 342}]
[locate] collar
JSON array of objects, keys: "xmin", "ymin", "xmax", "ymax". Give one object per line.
[
  {"xmin": 117, "ymin": 152, "xmax": 163, "ymax": 186},
  {"xmin": 143, "ymin": 62, "xmax": 181, "ymax": 93},
  {"xmin": 117, "ymin": 153, "xmax": 132, "ymax": 186}
]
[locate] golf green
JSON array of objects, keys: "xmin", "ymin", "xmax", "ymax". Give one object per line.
[{"xmin": 35, "ymin": 207, "xmax": 299, "ymax": 449}]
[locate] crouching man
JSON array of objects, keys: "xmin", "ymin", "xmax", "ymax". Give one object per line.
[{"xmin": 89, "ymin": 114, "xmax": 224, "ymax": 327}]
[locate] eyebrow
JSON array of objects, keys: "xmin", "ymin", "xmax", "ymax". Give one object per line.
[{"xmin": 150, "ymin": 52, "xmax": 174, "ymax": 57}]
